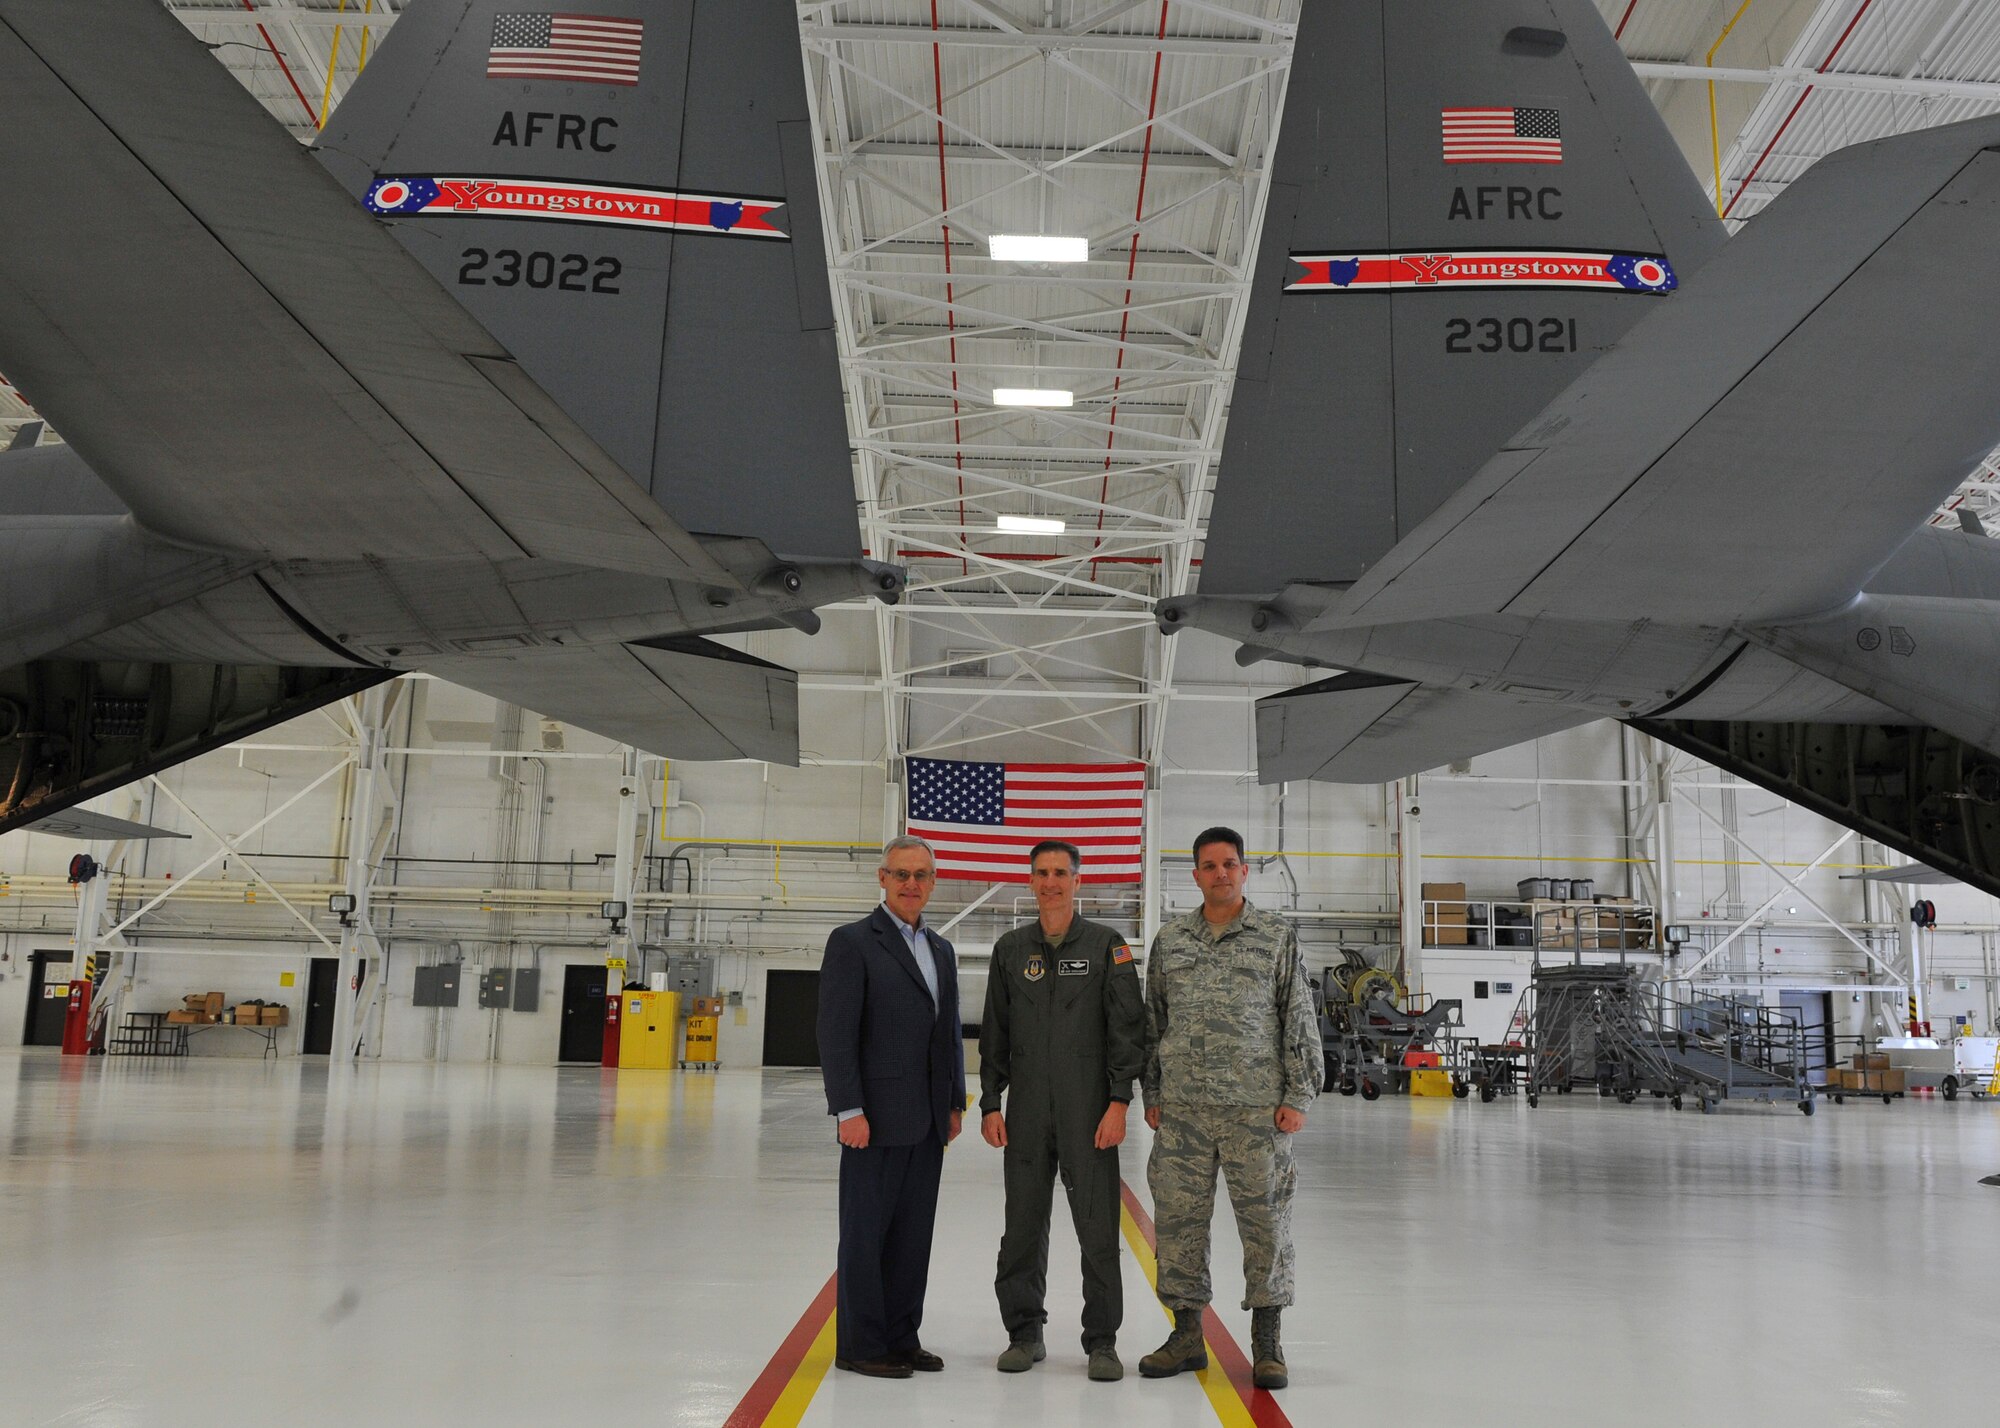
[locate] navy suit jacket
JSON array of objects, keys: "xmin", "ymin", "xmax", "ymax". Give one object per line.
[{"xmin": 818, "ymin": 906, "xmax": 966, "ymax": 1146}]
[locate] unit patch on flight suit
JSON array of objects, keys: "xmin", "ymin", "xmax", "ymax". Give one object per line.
[
  {"xmin": 1057, "ymin": 959, "xmax": 1091, "ymax": 977},
  {"xmin": 1023, "ymin": 955, "xmax": 1046, "ymax": 982}
]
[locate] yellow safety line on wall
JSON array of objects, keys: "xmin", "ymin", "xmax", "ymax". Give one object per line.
[
  {"xmin": 1708, "ymin": 0, "xmax": 1758, "ymax": 215},
  {"xmin": 357, "ymin": 0, "xmax": 376, "ymax": 74}
]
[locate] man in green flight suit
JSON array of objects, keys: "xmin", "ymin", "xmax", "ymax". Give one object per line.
[{"xmin": 979, "ymin": 839, "xmax": 1147, "ymax": 1383}]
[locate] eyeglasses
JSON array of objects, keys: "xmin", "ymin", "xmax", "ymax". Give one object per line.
[{"xmin": 882, "ymin": 868, "xmax": 936, "ymax": 884}]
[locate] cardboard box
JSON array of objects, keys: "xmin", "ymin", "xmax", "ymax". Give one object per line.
[
  {"xmin": 236, "ymin": 1004, "xmax": 262, "ymax": 1025},
  {"xmin": 1837, "ymin": 1068, "xmax": 1904, "ymax": 1093},
  {"xmin": 261, "ymin": 1006, "xmax": 289, "ymax": 1026},
  {"xmin": 1854, "ymin": 1052, "xmax": 1890, "ymax": 1071},
  {"xmin": 1421, "ymin": 882, "xmax": 1469, "ymax": 945},
  {"xmin": 1531, "ymin": 899, "xmax": 1581, "ymax": 948},
  {"xmin": 166, "ymin": 1010, "xmax": 200, "ymax": 1024}
]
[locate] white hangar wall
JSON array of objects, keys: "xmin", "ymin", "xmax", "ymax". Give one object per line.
[{"xmin": 4, "ymin": 628, "xmax": 1995, "ymax": 1064}]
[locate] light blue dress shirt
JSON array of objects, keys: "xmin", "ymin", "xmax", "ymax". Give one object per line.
[{"xmin": 895, "ymin": 913, "xmax": 941, "ymax": 1008}]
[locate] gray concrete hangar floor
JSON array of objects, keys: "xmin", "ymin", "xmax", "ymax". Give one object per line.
[{"xmin": 0, "ymin": 1050, "xmax": 1994, "ymax": 1427}]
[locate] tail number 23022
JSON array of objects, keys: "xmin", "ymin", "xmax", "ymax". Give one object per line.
[{"xmin": 458, "ymin": 248, "xmax": 622, "ymax": 294}]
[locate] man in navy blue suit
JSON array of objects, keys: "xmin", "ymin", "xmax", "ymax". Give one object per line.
[{"xmin": 818, "ymin": 834, "xmax": 966, "ymax": 1379}]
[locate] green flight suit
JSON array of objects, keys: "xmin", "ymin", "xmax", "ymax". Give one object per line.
[{"xmin": 980, "ymin": 915, "xmax": 1147, "ymax": 1351}]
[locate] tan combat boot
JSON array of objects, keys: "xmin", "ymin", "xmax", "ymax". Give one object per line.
[
  {"xmin": 1250, "ymin": 1307, "xmax": 1287, "ymax": 1389},
  {"xmin": 1137, "ymin": 1307, "xmax": 1209, "ymax": 1378}
]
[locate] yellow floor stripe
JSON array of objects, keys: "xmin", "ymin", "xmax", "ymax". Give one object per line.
[
  {"xmin": 761, "ymin": 1312, "xmax": 838, "ymax": 1428},
  {"xmin": 1118, "ymin": 1205, "xmax": 1257, "ymax": 1428}
]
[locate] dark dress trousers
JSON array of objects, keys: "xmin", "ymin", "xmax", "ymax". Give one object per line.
[{"xmin": 818, "ymin": 905, "xmax": 966, "ymax": 1361}]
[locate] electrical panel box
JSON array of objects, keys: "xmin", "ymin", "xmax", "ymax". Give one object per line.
[
  {"xmin": 512, "ymin": 968, "xmax": 541, "ymax": 1012},
  {"xmin": 415, "ymin": 963, "xmax": 464, "ymax": 1008},
  {"xmin": 479, "ymin": 969, "xmax": 511, "ymax": 1009},
  {"xmin": 618, "ymin": 990, "xmax": 681, "ymax": 1069},
  {"xmin": 665, "ymin": 954, "xmax": 715, "ymax": 1000}
]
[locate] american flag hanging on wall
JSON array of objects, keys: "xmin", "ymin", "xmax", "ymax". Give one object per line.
[{"xmin": 905, "ymin": 757, "xmax": 1147, "ymax": 884}]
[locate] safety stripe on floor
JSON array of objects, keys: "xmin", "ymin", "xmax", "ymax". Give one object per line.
[
  {"xmin": 719, "ymin": 1272, "xmax": 838, "ymax": 1428},
  {"xmin": 719, "ymin": 1181, "xmax": 1294, "ymax": 1428},
  {"xmin": 1119, "ymin": 1180, "xmax": 1296, "ymax": 1428}
]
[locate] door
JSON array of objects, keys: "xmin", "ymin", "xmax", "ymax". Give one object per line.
[
  {"xmin": 761, "ymin": 970, "xmax": 820, "ymax": 1068},
  {"xmin": 23, "ymin": 951, "xmax": 72, "ymax": 1047},
  {"xmin": 302, "ymin": 957, "xmax": 339, "ymax": 1055},
  {"xmin": 1780, "ymin": 990, "xmax": 1835, "ymax": 1075},
  {"xmin": 1792, "ymin": 992, "xmax": 1832, "ymax": 1072},
  {"xmin": 557, "ymin": 963, "xmax": 607, "ymax": 1063}
]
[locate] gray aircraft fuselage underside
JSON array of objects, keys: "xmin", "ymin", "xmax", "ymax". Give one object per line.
[{"xmin": 1167, "ymin": 525, "xmax": 2000, "ymax": 730}]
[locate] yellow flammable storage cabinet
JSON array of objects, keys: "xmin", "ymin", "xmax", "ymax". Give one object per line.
[{"xmin": 619, "ymin": 991, "xmax": 680, "ymax": 1069}]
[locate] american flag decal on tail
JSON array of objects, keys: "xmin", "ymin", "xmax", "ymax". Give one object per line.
[
  {"xmin": 488, "ymin": 13, "xmax": 643, "ymax": 86},
  {"xmin": 1442, "ymin": 107, "xmax": 1562, "ymax": 164}
]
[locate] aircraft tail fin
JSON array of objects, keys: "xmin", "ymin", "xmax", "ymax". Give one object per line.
[
  {"xmin": 417, "ymin": 636, "xmax": 799, "ymax": 764},
  {"xmin": 314, "ymin": 1, "xmax": 857, "ymax": 560},
  {"xmin": 1200, "ymin": 0, "xmax": 1724, "ymax": 596},
  {"xmin": 1255, "ymin": 672, "xmax": 1597, "ymax": 785}
]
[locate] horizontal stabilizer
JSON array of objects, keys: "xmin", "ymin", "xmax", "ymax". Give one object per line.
[
  {"xmin": 420, "ymin": 637, "xmax": 799, "ymax": 765},
  {"xmin": 1841, "ymin": 865, "xmax": 1956, "ymax": 886},
  {"xmin": 18, "ymin": 810, "xmax": 188, "ymax": 842},
  {"xmin": 1255, "ymin": 672, "xmax": 1596, "ymax": 784},
  {"xmin": 1749, "ymin": 595, "xmax": 2000, "ymax": 758},
  {"xmin": 0, "ymin": 0, "xmax": 726, "ymax": 585},
  {"xmin": 1336, "ymin": 114, "xmax": 2000, "ymax": 628}
]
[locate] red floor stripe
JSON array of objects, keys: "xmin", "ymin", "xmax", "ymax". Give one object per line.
[
  {"xmin": 720, "ymin": 1271, "xmax": 837, "ymax": 1428},
  {"xmin": 1120, "ymin": 1180, "xmax": 1296, "ymax": 1428}
]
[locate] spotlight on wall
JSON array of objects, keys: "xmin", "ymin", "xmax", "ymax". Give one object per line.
[{"xmin": 328, "ymin": 892, "xmax": 357, "ymax": 927}]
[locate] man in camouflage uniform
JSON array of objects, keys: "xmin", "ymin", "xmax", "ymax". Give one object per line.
[
  {"xmin": 1139, "ymin": 826, "xmax": 1319, "ymax": 1390},
  {"xmin": 980, "ymin": 840, "xmax": 1146, "ymax": 1382}
]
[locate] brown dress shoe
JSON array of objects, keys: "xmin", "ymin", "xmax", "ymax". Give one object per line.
[
  {"xmin": 835, "ymin": 1355, "xmax": 914, "ymax": 1379},
  {"xmin": 894, "ymin": 1345, "xmax": 945, "ymax": 1372}
]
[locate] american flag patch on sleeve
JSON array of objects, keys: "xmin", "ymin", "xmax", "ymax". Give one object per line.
[{"xmin": 1112, "ymin": 943, "xmax": 1134, "ymax": 965}]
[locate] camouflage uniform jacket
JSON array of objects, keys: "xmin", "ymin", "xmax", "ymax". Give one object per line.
[{"xmin": 1141, "ymin": 900, "xmax": 1320, "ymax": 1113}]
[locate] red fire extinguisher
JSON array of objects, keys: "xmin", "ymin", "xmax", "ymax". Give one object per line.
[
  {"xmin": 61, "ymin": 978, "xmax": 93, "ymax": 1057},
  {"xmin": 601, "ymin": 988, "xmax": 622, "ymax": 1069}
]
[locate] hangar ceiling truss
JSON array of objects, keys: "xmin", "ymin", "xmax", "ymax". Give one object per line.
[{"xmin": 797, "ymin": 0, "xmax": 1299, "ymax": 765}]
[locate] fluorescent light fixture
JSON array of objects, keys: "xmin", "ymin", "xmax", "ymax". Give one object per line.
[
  {"xmin": 997, "ymin": 515, "xmax": 1066, "ymax": 535},
  {"xmin": 992, "ymin": 388, "xmax": 1073, "ymax": 408},
  {"xmin": 990, "ymin": 234, "xmax": 1089, "ymax": 263}
]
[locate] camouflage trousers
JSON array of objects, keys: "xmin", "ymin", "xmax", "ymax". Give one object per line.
[{"xmin": 1147, "ymin": 1105, "xmax": 1296, "ymax": 1312}]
